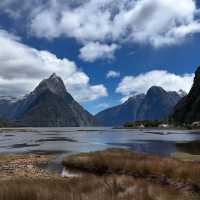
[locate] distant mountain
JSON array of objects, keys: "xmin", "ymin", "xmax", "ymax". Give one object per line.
[
  {"xmin": 0, "ymin": 73, "xmax": 97, "ymax": 127},
  {"xmin": 172, "ymin": 66, "xmax": 200, "ymax": 124},
  {"xmin": 136, "ymin": 86, "xmax": 182, "ymax": 121},
  {"xmin": 95, "ymin": 94, "xmax": 145, "ymax": 126},
  {"xmin": 0, "ymin": 96, "xmax": 18, "ymax": 119},
  {"xmin": 95, "ymin": 86, "xmax": 183, "ymax": 126}
]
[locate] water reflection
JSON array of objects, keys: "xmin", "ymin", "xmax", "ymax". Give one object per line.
[
  {"xmin": 108, "ymin": 141, "xmax": 175, "ymax": 156},
  {"xmin": 0, "ymin": 127, "xmax": 200, "ymax": 156},
  {"xmin": 176, "ymin": 141, "xmax": 200, "ymax": 155}
]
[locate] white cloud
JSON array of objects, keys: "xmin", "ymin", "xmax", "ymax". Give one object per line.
[
  {"xmin": 66, "ymin": 72, "xmax": 108, "ymax": 102},
  {"xmin": 0, "ymin": 29, "xmax": 108, "ymax": 102},
  {"xmin": 116, "ymin": 70, "xmax": 194, "ymax": 97},
  {"xmin": 1, "ymin": 0, "xmax": 200, "ymax": 62},
  {"xmin": 26, "ymin": 0, "xmax": 200, "ymax": 48},
  {"xmin": 79, "ymin": 42, "xmax": 118, "ymax": 62},
  {"xmin": 106, "ymin": 70, "xmax": 121, "ymax": 78}
]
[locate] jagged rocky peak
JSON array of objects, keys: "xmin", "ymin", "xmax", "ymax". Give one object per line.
[
  {"xmin": 35, "ymin": 73, "xmax": 67, "ymax": 96},
  {"xmin": 0, "ymin": 73, "xmax": 97, "ymax": 127}
]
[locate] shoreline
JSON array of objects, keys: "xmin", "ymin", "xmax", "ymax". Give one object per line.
[
  {"xmin": 114, "ymin": 126, "xmax": 200, "ymax": 132},
  {"xmin": 0, "ymin": 154, "xmax": 60, "ymax": 180}
]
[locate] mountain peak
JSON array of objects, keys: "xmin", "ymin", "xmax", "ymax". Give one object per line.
[
  {"xmin": 49, "ymin": 73, "xmax": 59, "ymax": 80},
  {"xmin": 147, "ymin": 86, "xmax": 166, "ymax": 96},
  {"xmin": 35, "ymin": 73, "xmax": 67, "ymax": 97},
  {"xmin": 148, "ymin": 86, "xmax": 164, "ymax": 91},
  {"xmin": 0, "ymin": 73, "xmax": 97, "ymax": 127}
]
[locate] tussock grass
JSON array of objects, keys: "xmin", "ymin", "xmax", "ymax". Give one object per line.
[
  {"xmin": 62, "ymin": 149, "xmax": 200, "ymax": 186},
  {"xmin": 0, "ymin": 176, "xmax": 198, "ymax": 200},
  {"xmin": 1, "ymin": 149, "xmax": 200, "ymax": 200}
]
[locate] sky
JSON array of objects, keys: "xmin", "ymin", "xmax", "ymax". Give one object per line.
[{"xmin": 0, "ymin": 0, "xmax": 200, "ymax": 114}]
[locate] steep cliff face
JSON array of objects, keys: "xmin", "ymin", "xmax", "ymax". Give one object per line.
[
  {"xmin": 0, "ymin": 74, "xmax": 97, "ymax": 127},
  {"xmin": 96, "ymin": 86, "xmax": 182, "ymax": 126},
  {"xmin": 173, "ymin": 67, "xmax": 200, "ymax": 124}
]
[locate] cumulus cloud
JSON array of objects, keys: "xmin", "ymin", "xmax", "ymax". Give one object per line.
[
  {"xmin": 116, "ymin": 70, "xmax": 194, "ymax": 97},
  {"xmin": 0, "ymin": 29, "xmax": 107, "ymax": 102},
  {"xmin": 106, "ymin": 70, "xmax": 121, "ymax": 78},
  {"xmin": 79, "ymin": 42, "xmax": 118, "ymax": 62},
  {"xmin": 27, "ymin": 0, "xmax": 200, "ymax": 48},
  {"xmin": 0, "ymin": 0, "xmax": 43, "ymax": 19},
  {"xmin": 1, "ymin": 0, "xmax": 200, "ymax": 61}
]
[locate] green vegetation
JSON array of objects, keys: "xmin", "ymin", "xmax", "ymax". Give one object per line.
[
  {"xmin": 124, "ymin": 120, "xmax": 165, "ymax": 128},
  {"xmin": 0, "ymin": 120, "xmax": 11, "ymax": 128},
  {"xmin": 0, "ymin": 118, "xmax": 17, "ymax": 128}
]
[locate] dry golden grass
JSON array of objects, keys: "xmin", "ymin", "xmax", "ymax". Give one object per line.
[
  {"xmin": 172, "ymin": 151, "xmax": 200, "ymax": 162},
  {"xmin": 62, "ymin": 149, "xmax": 200, "ymax": 186},
  {"xmin": 1, "ymin": 149, "xmax": 200, "ymax": 200},
  {"xmin": 0, "ymin": 175, "xmax": 198, "ymax": 200}
]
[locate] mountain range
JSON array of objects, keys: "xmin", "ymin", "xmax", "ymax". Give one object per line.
[
  {"xmin": 0, "ymin": 73, "xmax": 97, "ymax": 127},
  {"xmin": 0, "ymin": 73, "xmax": 189, "ymax": 127},
  {"xmin": 95, "ymin": 86, "xmax": 184, "ymax": 126}
]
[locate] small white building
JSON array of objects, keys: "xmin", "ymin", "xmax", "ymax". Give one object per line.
[{"xmin": 159, "ymin": 124, "xmax": 169, "ymax": 128}]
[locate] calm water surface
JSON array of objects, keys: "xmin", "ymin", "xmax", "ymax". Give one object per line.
[
  {"xmin": 0, "ymin": 127, "xmax": 200, "ymax": 157},
  {"xmin": 1, "ymin": 127, "xmax": 200, "ymax": 173}
]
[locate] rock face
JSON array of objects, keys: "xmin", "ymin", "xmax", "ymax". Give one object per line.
[
  {"xmin": 0, "ymin": 74, "xmax": 97, "ymax": 127},
  {"xmin": 95, "ymin": 86, "xmax": 183, "ymax": 126},
  {"xmin": 172, "ymin": 67, "xmax": 200, "ymax": 124}
]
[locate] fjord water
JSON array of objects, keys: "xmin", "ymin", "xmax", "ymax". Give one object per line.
[{"xmin": 1, "ymin": 127, "xmax": 200, "ymax": 157}]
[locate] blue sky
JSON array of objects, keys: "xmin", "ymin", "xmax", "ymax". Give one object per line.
[{"xmin": 0, "ymin": 0, "xmax": 200, "ymax": 114}]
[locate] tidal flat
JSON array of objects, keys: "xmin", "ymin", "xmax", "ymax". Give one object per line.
[{"xmin": 0, "ymin": 127, "xmax": 200, "ymax": 199}]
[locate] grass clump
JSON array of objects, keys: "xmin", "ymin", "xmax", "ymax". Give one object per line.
[
  {"xmin": 1, "ymin": 149, "xmax": 200, "ymax": 200},
  {"xmin": 0, "ymin": 176, "xmax": 198, "ymax": 200},
  {"xmin": 62, "ymin": 149, "xmax": 200, "ymax": 186}
]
